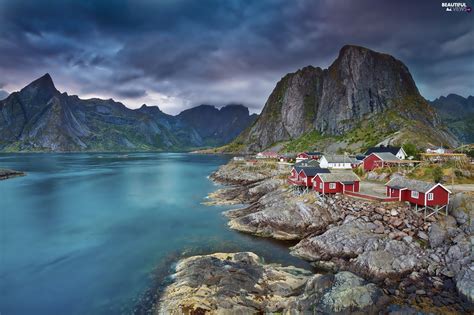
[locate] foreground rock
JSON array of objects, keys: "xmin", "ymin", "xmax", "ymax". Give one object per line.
[
  {"xmin": 157, "ymin": 252, "xmax": 388, "ymax": 314},
  {"xmin": 0, "ymin": 169, "xmax": 26, "ymax": 180}
]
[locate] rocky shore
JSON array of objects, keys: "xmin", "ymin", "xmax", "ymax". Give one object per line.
[
  {"xmin": 158, "ymin": 252, "xmax": 389, "ymax": 314},
  {"xmin": 158, "ymin": 161, "xmax": 473, "ymax": 314},
  {"xmin": 0, "ymin": 168, "xmax": 26, "ymax": 180}
]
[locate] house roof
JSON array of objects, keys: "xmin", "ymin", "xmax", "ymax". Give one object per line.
[
  {"xmin": 295, "ymin": 166, "xmax": 331, "ymax": 177},
  {"xmin": 365, "ymin": 146, "xmax": 402, "ymax": 156},
  {"xmin": 316, "ymin": 172, "xmax": 360, "ymax": 183},
  {"xmin": 306, "ymin": 152, "xmax": 323, "ymax": 155},
  {"xmin": 372, "ymin": 152, "xmax": 400, "ymax": 161},
  {"xmin": 295, "ymin": 160, "xmax": 321, "ymax": 167},
  {"xmin": 385, "ymin": 177, "xmax": 450, "ymax": 193},
  {"xmin": 322, "ymin": 155, "xmax": 357, "ymax": 163}
]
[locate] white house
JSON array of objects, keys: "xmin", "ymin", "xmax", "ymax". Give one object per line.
[
  {"xmin": 319, "ymin": 155, "xmax": 356, "ymax": 169},
  {"xmin": 426, "ymin": 147, "xmax": 446, "ymax": 154},
  {"xmin": 364, "ymin": 146, "xmax": 407, "ymax": 160}
]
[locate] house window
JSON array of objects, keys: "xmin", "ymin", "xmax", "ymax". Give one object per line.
[
  {"xmin": 427, "ymin": 193, "xmax": 434, "ymax": 201},
  {"xmin": 329, "ymin": 183, "xmax": 336, "ymax": 189},
  {"xmin": 411, "ymin": 191, "xmax": 419, "ymax": 199}
]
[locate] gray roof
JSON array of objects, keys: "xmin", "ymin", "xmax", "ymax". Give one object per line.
[
  {"xmin": 386, "ymin": 177, "xmax": 439, "ymax": 193},
  {"xmin": 316, "ymin": 172, "xmax": 360, "ymax": 183},
  {"xmin": 322, "ymin": 155, "xmax": 357, "ymax": 163},
  {"xmin": 372, "ymin": 152, "xmax": 400, "ymax": 161},
  {"xmin": 295, "ymin": 166, "xmax": 331, "ymax": 176},
  {"xmin": 295, "ymin": 160, "xmax": 320, "ymax": 167},
  {"xmin": 365, "ymin": 146, "xmax": 402, "ymax": 156}
]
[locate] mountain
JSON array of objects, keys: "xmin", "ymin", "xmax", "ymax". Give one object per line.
[
  {"xmin": 0, "ymin": 74, "xmax": 256, "ymax": 152},
  {"xmin": 430, "ymin": 94, "xmax": 474, "ymax": 143},
  {"xmin": 177, "ymin": 104, "xmax": 257, "ymax": 146},
  {"xmin": 0, "ymin": 89, "xmax": 8, "ymax": 100},
  {"xmin": 226, "ymin": 45, "xmax": 458, "ymax": 153}
]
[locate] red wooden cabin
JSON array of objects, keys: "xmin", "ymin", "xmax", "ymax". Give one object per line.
[
  {"xmin": 296, "ymin": 152, "xmax": 323, "ymax": 161},
  {"xmin": 385, "ymin": 177, "xmax": 451, "ymax": 210},
  {"xmin": 288, "ymin": 166, "xmax": 330, "ymax": 187},
  {"xmin": 363, "ymin": 152, "xmax": 400, "ymax": 172},
  {"xmin": 313, "ymin": 172, "xmax": 360, "ymax": 195}
]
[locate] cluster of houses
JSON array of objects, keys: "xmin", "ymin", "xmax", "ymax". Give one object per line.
[{"xmin": 282, "ymin": 145, "xmax": 451, "ymax": 217}]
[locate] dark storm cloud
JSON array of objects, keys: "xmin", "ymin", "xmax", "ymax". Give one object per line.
[
  {"xmin": 0, "ymin": 0, "xmax": 472, "ymax": 114},
  {"xmin": 115, "ymin": 88, "xmax": 148, "ymax": 99}
]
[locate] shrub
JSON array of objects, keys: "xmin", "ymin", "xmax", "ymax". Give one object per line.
[{"xmin": 432, "ymin": 167, "xmax": 443, "ymax": 183}]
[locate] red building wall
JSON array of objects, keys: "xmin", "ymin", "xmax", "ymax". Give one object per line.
[
  {"xmin": 313, "ymin": 176, "xmax": 324, "ymax": 193},
  {"xmin": 425, "ymin": 185, "xmax": 449, "ymax": 206},
  {"xmin": 386, "ymin": 187, "xmax": 401, "ymax": 198},
  {"xmin": 363, "ymin": 154, "xmax": 381, "ymax": 172},
  {"xmin": 403, "ymin": 189, "xmax": 426, "ymax": 206},
  {"xmin": 343, "ymin": 181, "xmax": 360, "ymax": 192}
]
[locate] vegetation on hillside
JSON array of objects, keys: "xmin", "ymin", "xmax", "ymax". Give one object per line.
[{"xmin": 407, "ymin": 162, "xmax": 474, "ymax": 184}]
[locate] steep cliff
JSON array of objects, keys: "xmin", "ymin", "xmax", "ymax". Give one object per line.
[{"xmin": 229, "ymin": 45, "xmax": 458, "ymax": 153}]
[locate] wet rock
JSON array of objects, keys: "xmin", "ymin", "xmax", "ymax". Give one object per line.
[
  {"xmin": 456, "ymin": 264, "xmax": 474, "ymax": 304},
  {"xmin": 158, "ymin": 252, "xmax": 388, "ymax": 314},
  {"xmin": 417, "ymin": 231, "xmax": 429, "ymax": 241},
  {"xmin": 0, "ymin": 169, "xmax": 26, "ymax": 180}
]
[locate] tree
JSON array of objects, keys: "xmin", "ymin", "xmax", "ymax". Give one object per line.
[
  {"xmin": 402, "ymin": 142, "xmax": 418, "ymax": 158},
  {"xmin": 432, "ymin": 167, "xmax": 443, "ymax": 183}
]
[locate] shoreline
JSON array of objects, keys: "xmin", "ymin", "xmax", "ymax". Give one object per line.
[
  {"xmin": 142, "ymin": 159, "xmax": 472, "ymax": 313},
  {"xmin": 187, "ymin": 160, "xmax": 472, "ymax": 313}
]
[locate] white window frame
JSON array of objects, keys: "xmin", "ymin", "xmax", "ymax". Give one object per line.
[
  {"xmin": 329, "ymin": 183, "xmax": 336, "ymax": 189},
  {"xmin": 427, "ymin": 193, "xmax": 434, "ymax": 201},
  {"xmin": 411, "ymin": 191, "xmax": 419, "ymax": 199},
  {"xmin": 319, "ymin": 182, "xmax": 323, "ymax": 189}
]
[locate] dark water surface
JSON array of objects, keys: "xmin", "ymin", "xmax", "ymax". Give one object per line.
[{"xmin": 0, "ymin": 153, "xmax": 309, "ymax": 315}]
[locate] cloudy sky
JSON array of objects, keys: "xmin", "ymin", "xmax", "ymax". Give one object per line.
[{"xmin": 0, "ymin": 0, "xmax": 472, "ymax": 114}]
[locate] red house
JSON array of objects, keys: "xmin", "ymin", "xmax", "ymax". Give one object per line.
[
  {"xmin": 385, "ymin": 177, "xmax": 451, "ymax": 214},
  {"xmin": 288, "ymin": 166, "xmax": 330, "ymax": 187},
  {"xmin": 313, "ymin": 172, "xmax": 360, "ymax": 195},
  {"xmin": 363, "ymin": 152, "xmax": 400, "ymax": 172},
  {"xmin": 296, "ymin": 152, "xmax": 323, "ymax": 161}
]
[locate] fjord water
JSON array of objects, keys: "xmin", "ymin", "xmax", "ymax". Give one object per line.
[{"xmin": 0, "ymin": 153, "xmax": 309, "ymax": 315}]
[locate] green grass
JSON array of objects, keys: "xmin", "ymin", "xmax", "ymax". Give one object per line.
[{"xmin": 281, "ymin": 130, "xmax": 329, "ymax": 153}]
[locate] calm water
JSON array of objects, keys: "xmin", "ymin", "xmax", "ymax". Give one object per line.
[{"xmin": 0, "ymin": 153, "xmax": 309, "ymax": 315}]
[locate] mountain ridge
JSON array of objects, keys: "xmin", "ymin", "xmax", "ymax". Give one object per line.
[
  {"xmin": 0, "ymin": 74, "xmax": 256, "ymax": 152},
  {"xmin": 430, "ymin": 94, "xmax": 474, "ymax": 143},
  {"xmin": 223, "ymin": 45, "xmax": 458, "ymax": 153}
]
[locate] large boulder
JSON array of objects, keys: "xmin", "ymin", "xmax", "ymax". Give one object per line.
[{"xmin": 428, "ymin": 215, "xmax": 457, "ymax": 248}]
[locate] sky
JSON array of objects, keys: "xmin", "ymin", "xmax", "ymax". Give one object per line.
[{"xmin": 0, "ymin": 0, "xmax": 472, "ymax": 114}]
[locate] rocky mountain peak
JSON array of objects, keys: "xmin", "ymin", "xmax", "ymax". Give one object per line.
[
  {"xmin": 19, "ymin": 73, "xmax": 59, "ymax": 102},
  {"xmin": 229, "ymin": 45, "xmax": 457, "ymax": 152},
  {"xmin": 23, "ymin": 73, "xmax": 57, "ymax": 91}
]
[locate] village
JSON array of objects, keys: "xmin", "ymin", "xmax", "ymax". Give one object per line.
[{"xmin": 233, "ymin": 145, "xmax": 473, "ymax": 220}]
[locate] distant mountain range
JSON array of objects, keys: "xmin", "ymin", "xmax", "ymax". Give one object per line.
[
  {"xmin": 430, "ymin": 94, "xmax": 474, "ymax": 143},
  {"xmin": 220, "ymin": 45, "xmax": 459, "ymax": 153},
  {"xmin": 0, "ymin": 74, "xmax": 256, "ymax": 152}
]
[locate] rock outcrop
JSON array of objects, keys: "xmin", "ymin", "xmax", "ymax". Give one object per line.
[
  {"xmin": 229, "ymin": 45, "xmax": 457, "ymax": 152},
  {"xmin": 157, "ymin": 252, "xmax": 388, "ymax": 314},
  {"xmin": 0, "ymin": 168, "xmax": 26, "ymax": 180}
]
